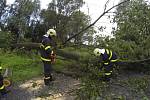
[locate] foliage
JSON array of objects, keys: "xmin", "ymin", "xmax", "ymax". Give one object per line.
[
  {"xmin": 112, "ymin": 0, "xmax": 150, "ymax": 60},
  {"xmin": 0, "ymin": 0, "xmax": 6, "ymax": 29},
  {"xmin": 0, "ymin": 0, "xmax": 94, "ymax": 45},
  {"xmin": 3, "ymin": 0, "xmax": 40, "ymax": 42},
  {"xmin": 0, "ymin": 31, "xmax": 13, "ymax": 48},
  {"xmin": 76, "ymin": 56, "xmax": 114, "ymax": 100},
  {"xmin": 66, "ymin": 11, "xmax": 94, "ymax": 44},
  {"xmin": 0, "ymin": 0, "xmax": 6, "ymax": 16}
]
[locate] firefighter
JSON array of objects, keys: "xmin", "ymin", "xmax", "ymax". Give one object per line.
[
  {"xmin": 0, "ymin": 67, "xmax": 7, "ymax": 97},
  {"xmin": 40, "ymin": 29, "xmax": 57, "ymax": 85},
  {"xmin": 93, "ymin": 48, "xmax": 118, "ymax": 81}
]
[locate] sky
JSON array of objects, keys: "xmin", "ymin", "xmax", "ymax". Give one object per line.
[
  {"xmin": 81, "ymin": 0, "xmax": 120, "ymax": 37},
  {"xmin": 6, "ymin": 0, "xmax": 120, "ymax": 36}
]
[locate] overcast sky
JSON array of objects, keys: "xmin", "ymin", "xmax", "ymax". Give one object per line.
[
  {"xmin": 6, "ymin": 0, "xmax": 121, "ymax": 36},
  {"xmin": 81, "ymin": 0, "xmax": 120, "ymax": 36}
]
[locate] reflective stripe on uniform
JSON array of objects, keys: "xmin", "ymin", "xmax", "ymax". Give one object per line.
[
  {"xmin": 106, "ymin": 49, "xmax": 109, "ymax": 55},
  {"xmin": 105, "ymin": 49, "xmax": 112, "ymax": 60},
  {"xmin": 0, "ymin": 85, "xmax": 4, "ymax": 90},
  {"xmin": 109, "ymin": 50, "xmax": 112, "ymax": 60},
  {"xmin": 45, "ymin": 46, "xmax": 51, "ymax": 50},
  {"xmin": 111, "ymin": 59, "xmax": 118, "ymax": 62},
  {"xmin": 41, "ymin": 57, "xmax": 51, "ymax": 61},
  {"xmin": 44, "ymin": 77, "xmax": 50, "ymax": 79},
  {"xmin": 105, "ymin": 73, "xmax": 111, "ymax": 76},
  {"xmin": 105, "ymin": 70, "xmax": 112, "ymax": 76},
  {"xmin": 104, "ymin": 62, "xmax": 109, "ymax": 65},
  {"xmin": 40, "ymin": 44, "xmax": 45, "ymax": 48}
]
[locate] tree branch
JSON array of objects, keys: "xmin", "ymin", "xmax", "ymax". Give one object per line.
[
  {"xmin": 62, "ymin": 0, "xmax": 130, "ymax": 46},
  {"xmin": 104, "ymin": 0, "xmax": 110, "ymax": 12}
]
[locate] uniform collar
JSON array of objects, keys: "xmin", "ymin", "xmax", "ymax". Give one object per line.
[
  {"xmin": 99, "ymin": 49, "xmax": 105, "ymax": 54},
  {"xmin": 43, "ymin": 34, "xmax": 49, "ymax": 37}
]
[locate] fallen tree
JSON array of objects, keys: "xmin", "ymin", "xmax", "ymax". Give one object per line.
[{"xmin": 13, "ymin": 42, "xmax": 150, "ymax": 68}]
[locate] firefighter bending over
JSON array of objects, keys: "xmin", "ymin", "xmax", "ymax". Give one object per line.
[
  {"xmin": 40, "ymin": 29, "xmax": 57, "ymax": 85},
  {"xmin": 93, "ymin": 48, "xmax": 118, "ymax": 81}
]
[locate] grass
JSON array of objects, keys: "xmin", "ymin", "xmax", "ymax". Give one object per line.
[
  {"xmin": 0, "ymin": 46, "xmax": 92, "ymax": 83},
  {"xmin": 0, "ymin": 50, "xmax": 78, "ymax": 82},
  {"xmin": 0, "ymin": 51, "xmax": 43, "ymax": 82}
]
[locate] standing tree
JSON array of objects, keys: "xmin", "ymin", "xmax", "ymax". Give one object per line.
[
  {"xmin": 6, "ymin": 0, "xmax": 41, "ymax": 43},
  {"xmin": 40, "ymin": 0, "xmax": 86, "ymax": 44},
  {"xmin": 112, "ymin": 0, "xmax": 150, "ymax": 59}
]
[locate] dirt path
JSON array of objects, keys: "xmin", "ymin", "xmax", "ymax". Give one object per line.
[{"xmin": 2, "ymin": 73, "xmax": 80, "ymax": 100}]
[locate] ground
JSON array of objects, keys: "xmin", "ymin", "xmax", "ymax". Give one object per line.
[
  {"xmin": 1, "ymin": 70, "xmax": 150, "ymax": 100},
  {"xmin": 102, "ymin": 70, "xmax": 150, "ymax": 100},
  {"xmin": 2, "ymin": 73, "xmax": 80, "ymax": 100}
]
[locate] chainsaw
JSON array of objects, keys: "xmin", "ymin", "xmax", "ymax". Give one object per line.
[{"xmin": 50, "ymin": 50, "xmax": 56, "ymax": 64}]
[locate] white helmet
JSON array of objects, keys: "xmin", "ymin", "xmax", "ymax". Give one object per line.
[
  {"xmin": 47, "ymin": 29, "xmax": 57, "ymax": 37},
  {"xmin": 93, "ymin": 48, "xmax": 105, "ymax": 56}
]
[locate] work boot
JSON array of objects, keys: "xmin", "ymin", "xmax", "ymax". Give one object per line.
[
  {"xmin": 44, "ymin": 78, "xmax": 55, "ymax": 86},
  {"xmin": 44, "ymin": 78, "xmax": 51, "ymax": 86}
]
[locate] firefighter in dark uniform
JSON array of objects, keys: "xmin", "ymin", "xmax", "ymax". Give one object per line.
[
  {"xmin": 93, "ymin": 48, "xmax": 118, "ymax": 81},
  {"xmin": 0, "ymin": 66, "xmax": 7, "ymax": 97},
  {"xmin": 40, "ymin": 29, "xmax": 57, "ymax": 85}
]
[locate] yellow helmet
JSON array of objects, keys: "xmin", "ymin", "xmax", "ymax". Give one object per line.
[
  {"xmin": 47, "ymin": 29, "xmax": 57, "ymax": 37},
  {"xmin": 93, "ymin": 48, "xmax": 105, "ymax": 56},
  {"xmin": 0, "ymin": 66, "xmax": 2, "ymax": 70},
  {"xmin": 0, "ymin": 66, "xmax": 2, "ymax": 72}
]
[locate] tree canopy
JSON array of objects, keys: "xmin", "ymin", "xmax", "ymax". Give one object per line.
[{"xmin": 0, "ymin": 0, "xmax": 94, "ymax": 45}]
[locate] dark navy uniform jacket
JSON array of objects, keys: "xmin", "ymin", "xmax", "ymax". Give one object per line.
[
  {"xmin": 40, "ymin": 35, "xmax": 53, "ymax": 61},
  {"xmin": 101, "ymin": 49, "xmax": 118, "ymax": 65}
]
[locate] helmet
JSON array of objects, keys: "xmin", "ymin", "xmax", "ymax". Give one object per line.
[
  {"xmin": 0, "ymin": 66, "xmax": 2, "ymax": 72},
  {"xmin": 47, "ymin": 29, "xmax": 57, "ymax": 37},
  {"xmin": 93, "ymin": 48, "xmax": 105, "ymax": 56}
]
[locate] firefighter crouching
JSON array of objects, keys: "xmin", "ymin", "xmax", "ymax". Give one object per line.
[
  {"xmin": 93, "ymin": 48, "xmax": 118, "ymax": 82},
  {"xmin": 40, "ymin": 29, "xmax": 57, "ymax": 86}
]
